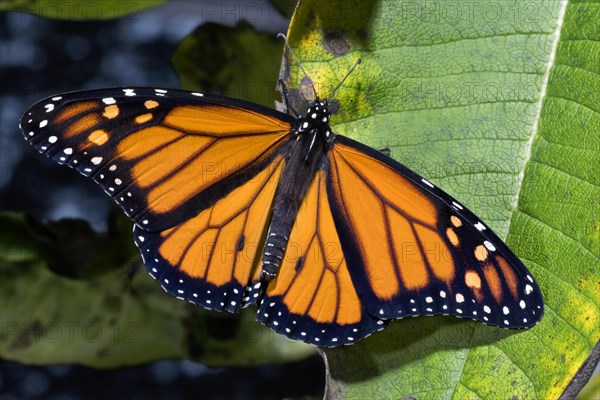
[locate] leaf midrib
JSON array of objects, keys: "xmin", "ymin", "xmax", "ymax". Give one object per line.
[
  {"xmin": 449, "ymin": 1, "xmax": 570, "ymax": 399},
  {"xmin": 507, "ymin": 0, "xmax": 570, "ymax": 228}
]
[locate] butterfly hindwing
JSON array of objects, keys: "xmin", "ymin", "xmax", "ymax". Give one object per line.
[
  {"xmin": 257, "ymin": 170, "xmax": 387, "ymax": 346},
  {"xmin": 326, "ymin": 136, "xmax": 544, "ymax": 328},
  {"xmin": 134, "ymin": 156, "xmax": 286, "ymax": 311}
]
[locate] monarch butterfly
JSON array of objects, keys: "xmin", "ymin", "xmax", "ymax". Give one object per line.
[{"xmin": 20, "ymin": 40, "xmax": 543, "ymax": 348}]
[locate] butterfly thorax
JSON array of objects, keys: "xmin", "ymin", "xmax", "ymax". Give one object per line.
[{"xmin": 260, "ymin": 99, "xmax": 335, "ymax": 282}]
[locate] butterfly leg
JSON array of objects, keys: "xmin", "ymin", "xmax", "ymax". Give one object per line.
[{"xmin": 279, "ymin": 79, "xmax": 300, "ymax": 118}]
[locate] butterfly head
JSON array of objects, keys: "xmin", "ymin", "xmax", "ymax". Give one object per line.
[
  {"xmin": 307, "ymin": 99, "xmax": 330, "ymax": 121},
  {"xmin": 296, "ymin": 99, "xmax": 333, "ymax": 138}
]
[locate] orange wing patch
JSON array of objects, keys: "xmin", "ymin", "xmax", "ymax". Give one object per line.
[
  {"xmin": 65, "ymin": 113, "xmax": 101, "ymax": 138},
  {"xmin": 53, "ymin": 100, "xmax": 98, "ymax": 124},
  {"xmin": 142, "ymin": 133, "xmax": 283, "ymax": 214},
  {"xmin": 165, "ymin": 105, "xmax": 291, "ymax": 135}
]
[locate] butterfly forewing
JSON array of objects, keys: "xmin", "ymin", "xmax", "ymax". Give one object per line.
[{"xmin": 21, "ymin": 88, "xmax": 294, "ymax": 232}]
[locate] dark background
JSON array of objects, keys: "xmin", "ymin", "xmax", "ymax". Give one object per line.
[{"xmin": 0, "ymin": 2, "xmax": 324, "ymax": 399}]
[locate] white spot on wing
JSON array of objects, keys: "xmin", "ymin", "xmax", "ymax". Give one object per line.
[
  {"xmin": 102, "ymin": 97, "xmax": 116, "ymax": 104},
  {"xmin": 474, "ymin": 222, "xmax": 486, "ymax": 231},
  {"xmin": 484, "ymin": 241, "xmax": 496, "ymax": 251},
  {"xmin": 421, "ymin": 179, "xmax": 434, "ymax": 188}
]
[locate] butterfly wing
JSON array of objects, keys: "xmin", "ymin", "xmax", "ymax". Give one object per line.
[
  {"xmin": 256, "ymin": 170, "xmax": 387, "ymax": 346},
  {"xmin": 326, "ymin": 136, "xmax": 544, "ymax": 329},
  {"xmin": 21, "ymin": 87, "xmax": 294, "ymax": 310}
]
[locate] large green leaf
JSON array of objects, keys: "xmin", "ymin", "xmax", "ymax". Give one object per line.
[
  {"xmin": 0, "ymin": 0, "xmax": 165, "ymax": 20},
  {"xmin": 282, "ymin": 0, "xmax": 599, "ymax": 398},
  {"xmin": 0, "ymin": 213, "xmax": 314, "ymax": 368}
]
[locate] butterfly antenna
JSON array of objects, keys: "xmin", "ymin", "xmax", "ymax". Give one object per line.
[
  {"xmin": 277, "ymin": 33, "xmax": 317, "ymax": 98},
  {"xmin": 329, "ymin": 58, "xmax": 361, "ymax": 98}
]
